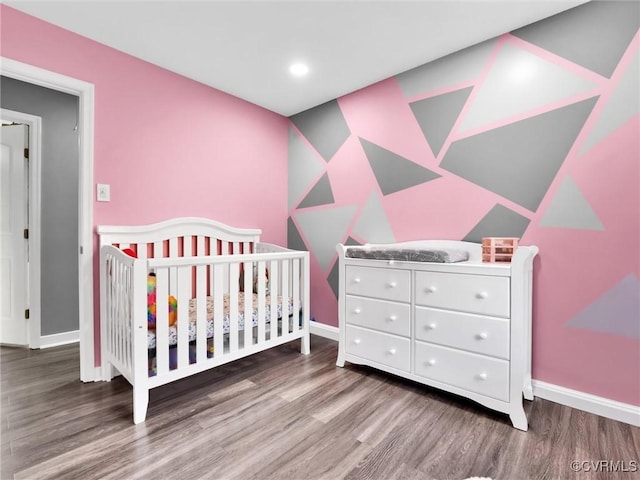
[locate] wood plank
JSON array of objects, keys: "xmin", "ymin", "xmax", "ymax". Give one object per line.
[{"xmin": 2, "ymin": 337, "xmax": 639, "ymax": 480}]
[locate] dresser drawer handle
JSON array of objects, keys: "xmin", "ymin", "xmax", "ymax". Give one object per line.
[
  {"xmin": 476, "ymin": 291, "xmax": 489, "ymax": 299},
  {"xmin": 353, "ymin": 338, "xmax": 361, "ymax": 345},
  {"xmin": 478, "ymin": 372, "xmax": 488, "ymax": 380},
  {"xmin": 427, "ymin": 359, "xmax": 436, "ymax": 366},
  {"xmin": 353, "ymin": 308, "xmax": 362, "ymax": 315},
  {"xmin": 388, "ymin": 348, "xmax": 397, "ymax": 355},
  {"xmin": 388, "ymin": 260, "xmax": 395, "ymax": 265},
  {"xmin": 388, "ymin": 315, "xmax": 397, "ymax": 322},
  {"xmin": 477, "ymin": 332, "xmax": 488, "ymax": 340},
  {"xmin": 426, "ymin": 286, "xmax": 437, "ymax": 293},
  {"xmin": 353, "ymin": 278, "xmax": 361, "ymax": 284},
  {"xmin": 388, "ymin": 281, "xmax": 397, "ymax": 288},
  {"xmin": 426, "ymin": 322, "xmax": 437, "ymax": 330}
]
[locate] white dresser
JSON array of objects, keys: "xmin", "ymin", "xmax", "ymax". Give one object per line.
[{"xmin": 336, "ymin": 240, "xmax": 538, "ymax": 430}]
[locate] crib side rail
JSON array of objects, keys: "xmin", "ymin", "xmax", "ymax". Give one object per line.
[
  {"xmin": 100, "ymin": 245, "xmax": 147, "ymax": 384},
  {"xmin": 147, "ymin": 249, "xmax": 310, "ymax": 382}
]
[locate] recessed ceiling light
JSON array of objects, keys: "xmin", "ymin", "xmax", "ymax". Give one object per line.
[{"xmin": 289, "ymin": 63, "xmax": 309, "ymax": 77}]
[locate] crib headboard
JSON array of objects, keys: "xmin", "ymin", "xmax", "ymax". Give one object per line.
[{"xmin": 97, "ymin": 217, "xmax": 262, "ymax": 259}]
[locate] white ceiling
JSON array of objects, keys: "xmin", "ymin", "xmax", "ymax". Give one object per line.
[{"xmin": 5, "ymin": 0, "xmax": 590, "ymax": 116}]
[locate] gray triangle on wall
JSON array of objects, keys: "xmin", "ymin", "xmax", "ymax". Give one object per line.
[
  {"xmin": 287, "ymin": 217, "xmax": 307, "ymax": 252},
  {"xmin": 463, "ymin": 204, "xmax": 531, "ymax": 244},
  {"xmin": 540, "ymin": 177, "xmax": 604, "ymax": 230},
  {"xmin": 410, "ymin": 86, "xmax": 473, "ymax": 157},
  {"xmin": 290, "ymin": 99, "xmax": 351, "ymax": 162},
  {"xmin": 295, "ymin": 205, "xmax": 359, "ymax": 271},
  {"xmin": 288, "ymin": 127, "xmax": 324, "ymax": 210},
  {"xmin": 511, "ymin": 1, "xmax": 639, "ymax": 79},
  {"xmin": 298, "ymin": 173, "xmax": 335, "ymax": 208},
  {"xmin": 441, "ymin": 97, "xmax": 598, "ymax": 212},
  {"xmin": 360, "ymin": 138, "xmax": 441, "ymax": 195},
  {"xmin": 566, "ymin": 273, "xmax": 640, "ymax": 339},
  {"xmin": 352, "ymin": 191, "xmax": 396, "ymax": 244}
]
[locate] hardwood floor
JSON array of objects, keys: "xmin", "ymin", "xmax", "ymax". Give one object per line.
[{"xmin": 2, "ymin": 336, "xmax": 638, "ymax": 480}]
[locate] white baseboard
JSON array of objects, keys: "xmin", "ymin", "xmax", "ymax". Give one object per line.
[
  {"xmin": 39, "ymin": 330, "xmax": 80, "ymax": 349},
  {"xmin": 533, "ymin": 380, "xmax": 640, "ymax": 427},
  {"xmin": 310, "ymin": 322, "xmax": 339, "ymax": 341}
]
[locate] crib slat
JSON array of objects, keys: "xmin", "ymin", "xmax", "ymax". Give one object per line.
[
  {"xmin": 197, "ymin": 236, "xmax": 205, "ymax": 257},
  {"xmin": 281, "ymin": 260, "xmax": 289, "ymax": 336},
  {"xmin": 292, "ymin": 259, "xmax": 300, "ymax": 333},
  {"xmin": 117, "ymin": 261, "xmax": 126, "ymax": 368},
  {"xmin": 213, "ymin": 264, "xmax": 224, "ymax": 358},
  {"xmin": 136, "ymin": 243, "xmax": 148, "ymax": 260},
  {"xmin": 196, "ymin": 264, "xmax": 207, "ymax": 363},
  {"xmin": 243, "ymin": 261, "xmax": 253, "ymax": 349},
  {"xmin": 110, "ymin": 258, "xmax": 117, "ymax": 365},
  {"xmin": 177, "ymin": 266, "xmax": 190, "ymax": 369},
  {"xmin": 183, "ymin": 237, "xmax": 192, "ymax": 257},
  {"xmin": 269, "ymin": 259, "xmax": 278, "ymax": 341},
  {"xmin": 154, "ymin": 241, "xmax": 163, "ymax": 259},
  {"xmin": 169, "ymin": 239, "xmax": 178, "ymax": 298},
  {"xmin": 229, "ymin": 262, "xmax": 239, "ymax": 353},
  {"xmin": 220, "ymin": 241, "xmax": 229, "ymax": 255},
  {"xmin": 257, "ymin": 261, "xmax": 266, "ymax": 343},
  {"xmin": 156, "ymin": 267, "xmax": 170, "ymax": 376},
  {"xmin": 125, "ymin": 260, "xmax": 133, "ymax": 370}
]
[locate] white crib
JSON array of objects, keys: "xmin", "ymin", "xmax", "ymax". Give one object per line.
[{"xmin": 98, "ymin": 217, "xmax": 310, "ymax": 424}]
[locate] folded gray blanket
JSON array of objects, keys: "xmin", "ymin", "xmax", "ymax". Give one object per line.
[{"xmin": 345, "ymin": 248, "xmax": 469, "ymax": 263}]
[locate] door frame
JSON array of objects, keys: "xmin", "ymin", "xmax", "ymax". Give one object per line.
[
  {"xmin": 1, "ymin": 57, "xmax": 97, "ymax": 382},
  {"xmin": 1, "ymin": 108, "xmax": 42, "ymax": 348}
]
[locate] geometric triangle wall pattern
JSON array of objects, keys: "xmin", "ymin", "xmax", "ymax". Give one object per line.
[
  {"xmin": 410, "ymin": 86, "xmax": 473, "ymax": 157},
  {"xmin": 511, "ymin": 1, "xmax": 640, "ymax": 79},
  {"xmin": 566, "ymin": 273, "xmax": 640, "ymax": 340},
  {"xmin": 287, "ymin": 217, "xmax": 307, "ymax": 252},
  {"xmin": 295, "ymin": 205, "xmax": 358, "ymax": 271},
  {"xmin": 298, "ymin": 173, "xmax": 335, "ymax": 209},
  {"xmin": 396, "ymin": 38, "xmax": 497, "ymax": 98},
  {"xmin": 581, "ymin": 50, "xmax": 640, "ymax": 154},
  {"xmin": 288, "ymin": 127, "xmax": 324, "ymax": 210},
  {"xmin": 352, "ymin": 191, "xmax": 396, "ymax": 244},
  {"xmin": 459, "ymin": 42, "xmax": 597, "ymax": 133},
  {"xmin": 360, "ymin": 138, "xmax": 441, "ymax": 195},
  {"xmin": 540, "ymin": 177, "xmax": 604, "ymax": 230},
  {"xmin": 462, "ymin": 204, "xmax": 531, "ymax": 244},
  {"xmin": 441, "ymin": 96, "xmax": 598, "ymax": 211},
  {"xmin": 290, "ymin": 99, "xmax": 351, "ymax": 162}
]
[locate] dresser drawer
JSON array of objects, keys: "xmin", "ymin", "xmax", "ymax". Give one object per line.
[
  {"xmin": 345, "ymin": 325, "xmax": 410, "ymax": 372},
  {"xmin": 415, "ymin": 307, "xmax": 509, "ymax": 359},
  {"xmin": 415, "ymin": 271, "xmax": 510, "ymax": 317},
  {"xmin": 414, "ymin": 341, "xmax": 509, "ymax": 401},
  {"xmin": 345, "ymin": 266, "xmax": 411, "ymax": 303},
  {"xmin": 346, "ymin": 296, "xmax": 411, "ymax": 337}
]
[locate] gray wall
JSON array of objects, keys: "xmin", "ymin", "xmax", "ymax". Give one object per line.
[{"xmin": 1, "ymin": 76, "xmax": 79, "ymax": 336}]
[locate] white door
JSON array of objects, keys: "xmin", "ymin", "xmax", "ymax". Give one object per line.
[{"xmin": 0, "ymin": 124, "xmax": 29, "ymax": 346}]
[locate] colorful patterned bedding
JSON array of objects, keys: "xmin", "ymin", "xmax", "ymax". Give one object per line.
[{"xmin": 147, "ymin": 293, "xmax": 294, "ymax": 349}]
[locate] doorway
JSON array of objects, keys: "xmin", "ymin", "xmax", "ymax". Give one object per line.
[
  {"xmin": 1, "ymin": 58, "xmax": 97, "ymax": 382},
  {"xmin": 1, "ymin": 113, "xmax": 41, "ymax": 347}
]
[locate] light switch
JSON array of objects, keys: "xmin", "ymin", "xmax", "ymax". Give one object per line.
[{"xmin": 97, "ymin": 183, "xmax": 110, "ymax": 202}]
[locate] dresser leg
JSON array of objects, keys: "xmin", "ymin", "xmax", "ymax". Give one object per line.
[
  {"xmin": 509, "ymin": 404, "xmax": 528, "ymax": 431},
  {"xmin": 336, "ymin": 349, "xmax": 345, "ymax": 367}
]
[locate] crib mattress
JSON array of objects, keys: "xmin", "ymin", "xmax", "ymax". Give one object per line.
[
  {"xmin": 345, "ymin": 247, "xmax": 469, "ymax": 263},
  {"xmin": 148, "ymin": 293, "xmax": 294, "ymax": 349}
]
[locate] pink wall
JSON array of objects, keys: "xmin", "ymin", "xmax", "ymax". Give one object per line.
[
  {"xmin": 1, "ymin": 6, "xmax": 289, "ymax": 362},
  {"xmin": 287, "ymin": 2, "xmax": 639, "ymax": 406}
]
